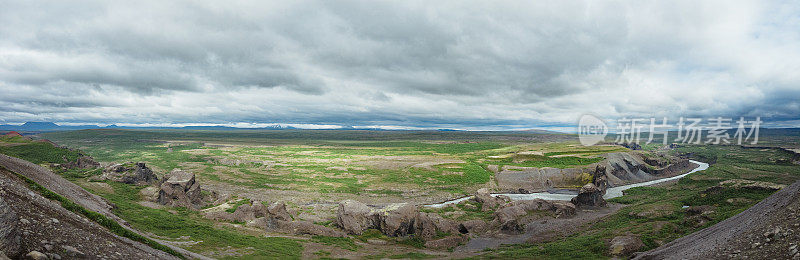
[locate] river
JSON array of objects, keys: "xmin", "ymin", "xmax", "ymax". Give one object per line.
[{"xmin": 426, "ymin": 160, "xmax": 709, "ymax": 208}]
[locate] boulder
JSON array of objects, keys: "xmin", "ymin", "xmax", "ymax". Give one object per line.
[
  {"xmin": 472, "ymin": 188, "xmax": 509, "ymax": 211},
  {"xmin": 252, "ymin": 201, "xmax": 267, "ymax": 218},
  {"xmin": 156, "ymin": 169, "xmax": 204, "ymax": 209},
  {"xmin": 0, "ymin": 197, "xmax": 20, "ymax": 258},
  {"xmin": 138, "ymin": 186, "xmax": 160, "ymax": 201},
  {"xmin": 414, "ymin": 212, "xmax": 458, "ymax": 239},
  {"xmin": 25, "ymin": 251, "xmax": 47, "ymax": 260},
  {"xmin": 336, "ymin": 200, "xmax": 375, "ymax": 235},
  {"xmin": 494, "ymin": 199, "xmax": 576, "ymax": 231},
  {"xmin": 61, "ymin": 155, "xmax": 100, "ymax": 169},
  {"xmin": 277, "ymin": 220, "xmax": 347, "ymax": 237},
  {"xmin": 99, "ymin": 162, "xmax": 158, "ymax": 185},
  {"xmin": 231, "ymin": 204, "xmax": 256, "ymax": 222},
  {"xmin": 204, "ymin": 211, "xmax": 236, "ymax": 222},
  {"xmin": 609, "ymin": 235, "xmax": 644, "ymax": 257},
  {"xmin": 571, "ymin": 183, "xmax": 607, "ymax": 208},
  {"xmin": 375, "ymin": 203, "xmax": 418, "ymax": 237},
  {"xmin": 335, "ymin": 199, "xmax": 458, "ymax": 239},
  {"xmin": 267, "ymin": 202, "xmax": 292, "ymax": 221},
  {"xmin": 458, "ymin": 220, "xmax": 487, "ymax": 234}
]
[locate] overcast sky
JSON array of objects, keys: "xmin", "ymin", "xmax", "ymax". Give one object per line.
[{"xmin": 1, "ymin": 0, "xmax": 798, "ymax": 130}]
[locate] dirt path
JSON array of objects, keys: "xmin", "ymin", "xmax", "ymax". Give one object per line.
[
  {"xmin": 635, "ymin": 179, "xmax": 800, "ymax": 259},
  {"xmin": 0, "ymin": 154, "xmax": 212, "ymax": 260}
]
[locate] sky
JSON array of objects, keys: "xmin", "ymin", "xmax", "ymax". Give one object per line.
[{"xmin": 1, "ymin": 0, "xmax": 799, "ymax": 130}]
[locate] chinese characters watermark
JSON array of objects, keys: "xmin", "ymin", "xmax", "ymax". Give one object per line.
[{"xmin": 578, "ymin": 116, "xmax": 762, "ymax": 146}]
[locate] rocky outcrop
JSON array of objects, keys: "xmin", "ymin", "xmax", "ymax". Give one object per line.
[
  {"xmin": 495, "ymin": 152, "xmax": 696, "ymax": 193},
  {"xmin": 0, "ymin": 197, "xmax": 20, "ymax": 258},
  {"xmin": 277, "ymin": 220, "xmax": 347, "ymax": 237},
  {"xmin": 98, "ymin": 162, "xmax": 158, "ymax": 185},
  {"xmin": 267, "ymin": 202, "xmax": 292, "ymax": 221},
  {"xmin": 375, "ymin": 203, "xmax": 418, "ymax": 237},
  {"xmin": 415, "ymin": 212, "xmax": 458, "ymax": 239},
  {"xmin": 206, "ymin": 200, "xmax": 292, "ymax": 226},
  {"xmin": 472, "ymin": 188, "xmax": 510, "ymax": 211},
  {"xmin": 458, "ymin": 220, "xmax": 487, "ymax": 234},
  {"xmin": 618, "ymin": 142, "xmax": 642, "ymax": 150},
  {"xmin": 571, "ymin": 183, "xmax": 607, "ymax": 208},
  {"xmin": 335, "ymin": 200, "xmax": 458, "ymax": 239},
  {"xmin": 635, "ymin": 179, "xmax": 800, "ymax": 260},
  {"xmin": 61, "ymin": 155, "xmax": 100, "ymax": 170},
  {"xmin": 335, "ymin": 200, "xmax": 376, "ymax": 235},
  {"xmin": 494, "ymin": 199, "xmax": 576, "ymax": 232},
  {"xmin": 609, "ymin": 235, "xmax": 644, "ymax": 257},
  {"xmin": 156, "ymin": 169, "xmax": 203, "ymax": 209}
]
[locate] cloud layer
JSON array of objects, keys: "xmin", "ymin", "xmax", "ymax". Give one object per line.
[{"xmin": 1, "ymin": 0, "xmax": 798, "ymax": 129}]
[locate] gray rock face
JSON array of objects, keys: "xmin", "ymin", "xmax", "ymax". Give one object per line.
[
  {"xmin": 0, "ymin": 197, "xmax": 20, "ymax": 258},
  {"xmin": 231, "ymin": 204, "xmax": 256, "ymax": 222},
  {"xmin": 99, "ymin": 162, "xmax": 158, "ymax": 185},
  {"xmin": 335, "ymin": 200, "xmax": 456, "ymax": 239},
  {"xmin": 609, "ymin": 235, "xmax": 644, "ymax": 257},
  {"xmin": 472, "ymin": 188, "xmax": 510, "ymax": 211},
  {"xmin": 571, "ymin": 183, "xmax": 607, "ymax": 208},
  {"xmin": 206, "ymin": 200, "xmax": 293, "ymax": 225},
  {"xmin": 415, "ymin": 212, "xmax": 458, "ymax": 239},
  {"xmin": 335, "ymin": 200, "xmax": 375, "ymax": 235},
  {"xmin": 458, "ymin": 220, "xmax": 487, "ymax": 234},
  {"xmin": 267, "ymin": 202, "xmax": 292, "ymax": 221},
  {"xmin": 61, "ymin": 155, "xmax": 100, "ymax": 170},
  {"xmin": 277, "ymin": 220, "xmax": 347, "ymax": 237},
  {"xmin": 375, "ymin": 203, "xmax": 418, "ymax": 237},
  {"xmin": 494, "ymin": 199, "xmax": 576, "ymax": 231},
  {"xmin": 156, "ymin": 169, "xmax": 203, "ymax": 209}
]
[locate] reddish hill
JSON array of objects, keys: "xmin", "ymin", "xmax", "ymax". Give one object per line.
[
  {"xmin": 3, "ymin": 131, "xmax": 23, "ymax": 137},
  {"xmin": 34, "ymin": 139, "xmax": 58, "ymax": 146}
]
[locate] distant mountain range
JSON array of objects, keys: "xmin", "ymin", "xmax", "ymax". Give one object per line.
[{"xmin": 0, "ymin": 122, "xmax": 296, "ymax": 132}]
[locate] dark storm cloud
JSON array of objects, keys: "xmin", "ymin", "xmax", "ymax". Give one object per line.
[{"xmin": 0, "ymin": 0, "xmax": 798, "ymax": 128}]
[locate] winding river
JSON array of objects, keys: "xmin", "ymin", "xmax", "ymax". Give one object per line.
[{"xmin": 426, "ymin": 160, "xmax": 709, "ymax": 208}]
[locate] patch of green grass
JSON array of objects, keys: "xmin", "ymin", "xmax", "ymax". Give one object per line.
[
  {"xmin": 486, "ymin": 154, "xmax": 604, "ymax": 169},
  {"xmin": 97, "ymin": 182, "xmax": 302, "ymax": 259},
  {"xmin": 311, "ymin": 236, "xmax": 361, "ymax": 251},
  {"xmin": 397, "ymin": 236, "xmax": 426, "ymax": 249},
  {"xmin": 387, "ymin": 252, "xmax": 437, "ymax": 259},
  {"xmin": 0, "ymin": 142, "xmax": 84, "ymax": 164}
]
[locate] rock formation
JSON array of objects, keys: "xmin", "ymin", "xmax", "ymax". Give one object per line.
[
  {"xmin": 61, "ymin": 155, "xmax": 100, "ymax": 170},
  {"xmin": 98, "ymin": 162, "xmax": 158, "ymax": 185},
  {"xmin": 471, "ymin": 188, "xmax": 511, "ymax": 211},
  {"xmin": 494, "ymin": 199, "xmax": 576, "ymax": 231},
  {"xmin": 609, "ymin": 235, "xmax": 644, "ymax": 257},
  {"xmin": 375, "ymin": 203, "xmax": 418, "ymax": 237},
  {"xmin": 335, "ymin": 200, "xmax": 376, "ymax": 235},
  {"xmin": 0, "ymin": 197, "xmax": 20, "ymax": 258},
  {"xmin": 335, "ymin": 200, "xmax": 458, "ymax": 239},
  {"xmin": 156, "ymin": 169, "xmax": 204, "ymax": 209},
  {"xmin": 277, "ymin": 220, "xmax": 347, "ymax": 237},
  {"xmin": 571, "ymin": 183, "xmax": 607, "ymax": 208},
  {"xmin": 495, "ymin": 152, "xmax": 697, "ymax": 193}
]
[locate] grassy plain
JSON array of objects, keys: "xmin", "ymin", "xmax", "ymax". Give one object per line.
[
  {"xmin": 487, "ymin": 145, "xmax": 800, "ymax": 259},
  {"xmin": 2, "ymin": 129, "xmax": 796, "ymax": 258}
]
